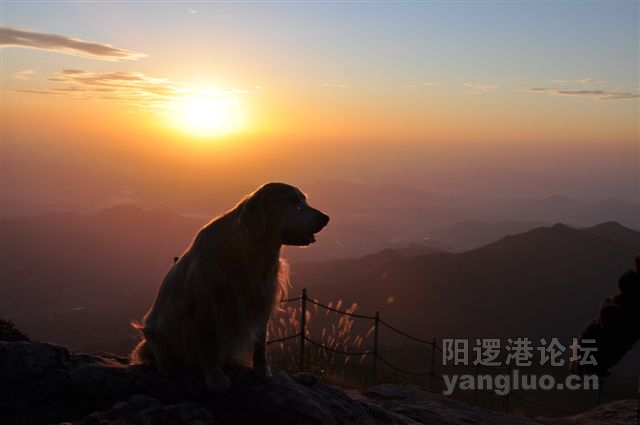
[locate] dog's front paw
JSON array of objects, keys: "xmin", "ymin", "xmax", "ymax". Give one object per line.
[
  {"xmin": 205, "ymin": 370, "xmax": 231, "ymax": 392},
  {"xmin": 253, "ymin": 363, "xmax": 273, "ymax": 381}
]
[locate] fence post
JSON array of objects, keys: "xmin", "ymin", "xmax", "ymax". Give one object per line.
[
  {"xmin": 505, "ymin": 363, "xmax": 511, "ymax": 413},
  {"xmin": 430, "ymin": 336, "xmax": 436, "ymax": 389},
  {"xmin": 299, "ymin": 288, "xmax": 307, "ymax": 373},
  {"xmin": 372, "ymin": 311, "xmax": 379, "ymax": 385}
]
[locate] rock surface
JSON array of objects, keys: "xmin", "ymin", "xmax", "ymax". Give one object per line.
[
  {"xmin": 349, "ymin": 385, "xmax": 540, "ymax": 425},
  {"xmin": 536, "ymin": 400, "xmax": 638, "ymax": 425},
  {"xmin": 350, "ymin": 385, "xmax": 639, "ymax": 425},
  {"xmin": 1, "ymin": 342, "xmax": 636, "ymax": 425},
  {"xmin": 0, "ymin": 341, "xmax": 389, "ymax": 425}
]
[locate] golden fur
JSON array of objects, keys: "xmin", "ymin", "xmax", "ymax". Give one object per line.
[{"xmin": 131, "ymin": 182, "xmax": 329, "ymax": 390}]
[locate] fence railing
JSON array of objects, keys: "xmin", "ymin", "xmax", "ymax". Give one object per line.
[
  {"xmin": 266, "ymin": 288, "xmax": 639, "ymax": 420},
  {"xmin": 267, "ymin": 288, "xmax": 439, "ymax": 383}
]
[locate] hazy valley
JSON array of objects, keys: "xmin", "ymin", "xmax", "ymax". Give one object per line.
[{"xmin": 1, "ymin": 182, "xmax": 638, "ymax": 381}]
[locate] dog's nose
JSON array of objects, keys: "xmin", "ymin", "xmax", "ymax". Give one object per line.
[{"xmin": 318, "ymin": 212, "xmax": 330, "ymax": 227}]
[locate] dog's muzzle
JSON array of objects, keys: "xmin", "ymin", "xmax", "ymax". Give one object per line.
[{"xmin": 282, "ymin": 211, "xmax": 330, "ymax": 246}]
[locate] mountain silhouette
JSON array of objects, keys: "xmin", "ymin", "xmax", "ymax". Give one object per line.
[
  {"xmin": 1, "ymin": 205, "xmax": 638, "ymax": 376},
  {"xmin": 582, "ymin": 221, "xmax": 640, "ymax": 247},
  {"xmin": 292, "ymin": 223, "xmax": 640, "ymax": 369},
  {"xmin": 429, "ymin": 220, "xmax": 549, "ymax": 251}
]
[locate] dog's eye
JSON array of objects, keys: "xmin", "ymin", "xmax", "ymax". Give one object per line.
[{"xmin": 288, "ymin": 195, "xmax": 303, "ymax": 210}]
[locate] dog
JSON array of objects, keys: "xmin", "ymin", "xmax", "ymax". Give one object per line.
[{"xmin": 131, "ymin": 182, "xmax": 329, "ymax": 390}]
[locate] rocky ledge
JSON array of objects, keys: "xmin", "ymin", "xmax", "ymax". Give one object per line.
[{"xmin": 0, "ymin": 342, "xmax": 635, "ymax": 425}]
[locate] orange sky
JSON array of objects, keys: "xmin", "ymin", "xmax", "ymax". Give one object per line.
[{"xmin": 1, "ymin": 2, "xmax": 639, "ymax": 212}]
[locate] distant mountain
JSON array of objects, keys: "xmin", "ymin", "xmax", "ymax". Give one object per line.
[
  {"xmin": 582, "ymin": 221, "xmax": 640, "ymax": 247},
  {"xmin": 390, "ymin": 243, "xmax": 444, "ymax": 257},
  {"xmin": 291, "ymin": 223, "xmax": 640, "ymax": 374},
  {"xmin": 487, "ymin": 196, "xmax": 639, "ymax": 229},
  {"xmin": 1, "ymin": 199, "xmax": 639, "ymax": 373},
  {"xmin": 429, "ymin": 220, "xmax": 548, "ymax": 252},
  {"xmin": 286, "ymin": 184, "xmax": 638, "ymax": 262},
  {"xmin": 0, "ymin": 207, "xmax": 206, "ymax": 351},
  {"xmin": 4, "ymin": 180, "xmax": 638, "ymax": 263}
]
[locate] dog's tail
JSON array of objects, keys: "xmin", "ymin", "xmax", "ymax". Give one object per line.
[{"xmin": 130, "ymin": 320, "xmax": 154, "ymax": 365}]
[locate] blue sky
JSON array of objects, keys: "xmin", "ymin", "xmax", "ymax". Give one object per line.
[{"xmin": 3, "ymin": 1, "xmax": 638, "ymax": 86}]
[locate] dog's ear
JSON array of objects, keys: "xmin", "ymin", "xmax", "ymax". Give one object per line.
[{"xmin": 238, "ymin": 190, "xmax": 268, "ymax": 237}]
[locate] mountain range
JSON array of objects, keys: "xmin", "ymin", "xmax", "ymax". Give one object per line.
[
  {"xmin": 1, "ymin": 202, "xmax": 638, "ymax": 378},
  {"xmin": 3, "ymin": 180, "xmax": 638, "ymax": 261},
  {"xmin": 291, "ymin": 222, "xmax": 639, "ymax": 375}
]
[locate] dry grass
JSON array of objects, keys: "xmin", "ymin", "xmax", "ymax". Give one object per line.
[{"xmin": 267, "ymin": 298, "xmax": 375, "ymax": 387}]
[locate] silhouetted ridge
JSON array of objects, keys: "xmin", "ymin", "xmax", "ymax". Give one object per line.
[
  {"xmin": 478, "ymin": 223, "xmax": 593, "ymax": 252},
  {"xmin": 0, "ymin": 318, "xmax": 29, "ymax": 342},
  {"xmin": 582, "ymin": 221, "xmax": 640, "ymax": 247},
  {"xmin": 362, "ymin": 248, "xmax": 403, "ymax": 261},
  {"xmin": 294, "ymin": 222, "xmax": 639, "ymax": 348},
  {"xmin": 478, "ymin": 222, "xmax": 637, "ymax": 255},
  {"xmin": 571, "ymin": 255, "xmax": 640, "ymax": 376}
]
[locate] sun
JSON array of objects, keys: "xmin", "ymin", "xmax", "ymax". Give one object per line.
[{"xmin": 167, "ymin": 89, "xmax": 246, "ymax": 138}]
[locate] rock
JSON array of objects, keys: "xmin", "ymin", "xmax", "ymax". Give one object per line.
[
  {"xmin": 1, "ymin": 342, "xmax": 635, "ymax": 425},
  {"xmin": 78, "ymin": 395, "xmax": 216, "ymax": 425},
  {"xmin": 350, "ymin": 386, "xmax": 639, "ymax": 425},
  {"xmin": 537, "ymin": 399, "xmax": 638, "ymax": 425},
  {"xmin": 348, "ymin": 385, "xmax": 542, "ymax": 425},
  {"xmin": 0, "ymin": 341, "xmax": 391, "ymax": 425}
]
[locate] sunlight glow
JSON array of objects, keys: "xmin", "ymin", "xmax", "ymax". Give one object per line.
[{"xmin": 166, "ymin": 89, "xmax": 246, "ymax": 138}]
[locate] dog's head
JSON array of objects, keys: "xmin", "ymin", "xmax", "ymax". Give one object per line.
[{"xmin": 239, "ymin": 182, "xmax": 329, "ymax": 246}]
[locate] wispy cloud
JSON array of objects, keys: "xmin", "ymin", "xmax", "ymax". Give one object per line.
[
  {"xmin": 13, "ymin": 69, "xmax": 35, "ymax": 80},
  {"xmin": 18, "ymin": 69, "xmax": 249, "ymax": 109},
  {"xmin": 401, "ymin": 82, "xmax": 440, "ymax": 89},
  {"xmin": 525, "ymin": 76, "xmax": 638, "ymax": 100},
  {"xmin": 0, "ymin": 26, "xmax": 146, "ymax": 61},
  {"xmin": 526, "ymin": 87, "xmax": 639, "ymax": 101},
  {"xmin": 19, "ymin": 70, "xmax": 177, "ymax": 103},
  {"xmin": 460, "ymin": 79, "xmax": 497, "ymax": 94},
  {"xmin": 547, "ymin": 78, "xmax": 605, "ymax": 86},
  {"xmin": 577, "ymin": 78, "xmax": 605, "ymax": 85}
]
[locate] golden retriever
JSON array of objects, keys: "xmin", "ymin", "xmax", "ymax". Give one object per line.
[{"xmin": 131, "ymin": 182, "xmax": 329, "ymax": 390}]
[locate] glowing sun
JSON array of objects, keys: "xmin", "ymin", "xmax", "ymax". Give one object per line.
[{"xmin": 167, "ymin": 90, "xmax": 245, "ymax": 137}]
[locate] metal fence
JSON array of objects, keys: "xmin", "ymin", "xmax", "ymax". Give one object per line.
[{"xmin": 267, "ymin": 288, "xmax": 639, "ymax": 419}]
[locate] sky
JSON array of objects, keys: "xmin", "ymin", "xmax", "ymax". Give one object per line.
[{"xmin": 1, "ymin": 1, "xmax": 639, "ymax": 214}]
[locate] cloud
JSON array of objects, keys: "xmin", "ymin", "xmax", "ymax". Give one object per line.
[
  {"xmin": 0, "ymin": 26, "xmax": 146, "ymax": 61},
  {"xmin": 460, "ymin": 80, "xmax": 497, "ymax": 94},
  {"xmin": 401, "ymin": 82, "xmax": 440, "ymax": 89},
  {"xmin": 547, "ymin": 78, "xmax": 605, "ymax": 86},
  {"xmin": 597, "ymin": 92, "xmax": 639, "ymax": 100},
  {"xmin": 18, "ymin": 69, "xmax": 249, "ymax": 109},
  {"xmin": 526, "ymin": 87, "xmax": 639, "ymax": 101},
  {"xmin": 18, "ymin": 69, "xmax": 179, "ymax": 103},
  {"xmin": 577, "ymin": 78, "xmax": 605, "ymax": 85},
  {"xmin": 13, "ymin": 69, "xmax": 35, "ymax": 80}
]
